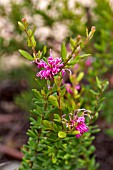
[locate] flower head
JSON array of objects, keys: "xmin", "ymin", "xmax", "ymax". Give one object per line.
[
  {"xmin": 36, "ymin": 50, "xmax": 64, "ymax": 79},
  {"xmin": 62, "ymin": 109, "xmax": 90, "ymax": 138}
]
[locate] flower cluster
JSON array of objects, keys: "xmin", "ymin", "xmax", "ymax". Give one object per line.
[
  {"xmin": 36, "ymin": 50, "xmax": 65, "ymax": 79},
  {"xmin": 62, "ymin": 110, "xmax": 89, "ymax": 138}
]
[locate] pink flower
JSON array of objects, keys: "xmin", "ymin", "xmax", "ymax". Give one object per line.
[
  {"xmin": 36, "ymin": 50, "xmax": 64, "ymax": 79},
  {"xmin": 62, "ymin": 114, "xmax": 89, "ymax": 138},
  {"xmin": 75, "ymin": 116, "xmax": 89, "ymax": 138}
]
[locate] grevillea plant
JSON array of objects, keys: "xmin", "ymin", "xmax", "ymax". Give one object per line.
[{"xmin": 18, "ymin": 19, "xmax": 108, "ymax": 170}]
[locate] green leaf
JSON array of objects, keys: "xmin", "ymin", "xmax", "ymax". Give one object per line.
[
  {"xmin": 80, "ymin": 42, "xmax": 85, "ymax": 49},
  {"xmin": 58, "ymin": 131, "xmax": 66, "ymax": 138},
  {"xmin": 40, "ymin": 46, "xmax": 47, "ymax": 59},
  {"xmin": 61, "ymin": 42, "xmax": 67, "ymax": 61},
  {"xmin": 32, "ymin": 26, "xmax": 36, "ymax": 36},
  {"xmin": 32, "ymin": 107, "xmax": 42, "ymax": 115},
  {"xmin": 54, "ymin": 114, "xmax": 61, "ymax": 120},
  {"xmin": 35, "ymin": 78, "xmax": 46, "ymax": 87},
  {"xmin": 49, "ymin": 95, "xmax": 58, "ymax": 107},
  {"xmin": 68, "ymin": 54, "xmax": 90, "ymax": 65},
  {"xmin": 37, "ymin": 50, "xmax": 41, "ymax": 58},
  {"xmin": 27, "ymin": 38, "xmax": 32, "ymax": 47},
  {"xmin": 43, "ymin": 46, "xmax": 47, "ymax": 55},
  {"xmin": 43, "ymin": 120, "xmax": 53, "ymax": 129},
  {"xmin": 80, "ymin": 53, "xmax": 91, "ymax": 58},
  {"xmin": 52, "ymin": 155, "xmax": 57, "ymax": 163},
  {"xmin": 90, "ymin": 127, "xmax": 100, "ymax": 133},
  {"xmin": 90, "ymin": 90, "xmax": 99, "ymax": 96},
  {"xmin": 68, "ymin": 56, "xmax": 80, "ymax": 65},
  {"xmin": 86, "ymin": 28, "xmax": 89, "ymax": 37},
  {"xmin": 27, "ymin": 129, "xmax": 37, "ymax": 138},
  {"xmin": 28, "ymin": 29, "xmax": 32, "ymax": 36},
  {"xmin": 53, "ymin": 123, "xmax": 59, "ymax": 132},
  {"xmin": 71, "ymin": 130, "xmax": 80, "ymax": 135},
  {"xmin": 96, "ymin": 77, "xmax": 102, "ymax": 89},
  {"xmin": 27, "ymin": 29, "xmax": 36, "ymax": 47},
  {"xmin": 92, "ymin": 112, "xmax": 99, "ymax": 122},
  {"xmin": 76, "ymin": 72, "xmax": 84, "ymax": 82},
  {"xmin": 70, "ymin": 38, "xmax": 76, "ymax": 48},
  {"xmin": 32, "ymin": 89, "xmax": 44, "ymax": 102},
  {"xmin": 60, "ymin": 88, "xmax": 66, "ymax": 96},
  {"xmin": 19, "ymin": 50, "xmax": 33, "ymax": 61},
  {"xmin": 53, "ymin": 114, "xmax": 61, "ymax": 122},
  {"xmin": 47, "ymin": 107, "xmax": 58, "ymax": 115},
  {"xmin": 102, "ymin": 81, "xmax": 109, "ymax": 91},
  {"xmin": 31, "ymin": 36, "xmax": 36, "ymax": 47}
]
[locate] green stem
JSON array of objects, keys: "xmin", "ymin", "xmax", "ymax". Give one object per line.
[
  {"xmin": 61, "ymin": 43, "xmax": 80, "ymax": 70},
  {"xmin": 25, "ymin": 29, "xmax": 36, "ymax": 56}
]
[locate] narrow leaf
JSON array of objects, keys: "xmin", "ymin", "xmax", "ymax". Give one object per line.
[
  {"xmin": 102, "ymin": 81, "xmax": 109, "ymax": 91},
  {"xmin": 19, "ymin": 50, "xmax": 33, "ymax": 61},
  {"xmin": 49, "ymin": 95, "xmax": 58, "ymax": 107},
  {"xmin": 41, "ymin": 46, "xmax": 47, "ymax": 59},
  {"xmin": 80, "ymin": 54, "xmax": 91, "ymax": 58},
  {"xmin": 52, "ymin": 156, "xmax": 57, "ymax": 163},
  {"xmin": 70, "ymin": 38, "xmax": 76, "ymax": 48},
  {"xmin": 68, "ymin": 56, "xmax": 80, "ymax": 65},
  {"xmin": 31, "ymin": 36, "xmax": 36, "ymax": 47},
  {"xmin": 72, "ymin": 130, "xmax": 80, "ymax": 135},
  {"xmin": 60, "ymin": 88, "xmax": 66, "ymax": 96},
  {"xmin": 76, "ymin": 72, "xmax": 84, "ymax": 82},
  {"xmin": 68, "ymin": 54, "xmax": 90, "ymax": 65},
  {"xmin": 43, "ymin": 46, "xmax": 47, "ymax": 55},
  {"xmin": 53, "ymin": 114, "xmax": 61, "ymax": 122},
  {"xmin": 96, "ymin": 77, "xmax": 102, "ymax": 89},
  {"xmin": 90, "ymin": 90, "xmax": 99, "ymax": 96},
  {"xmin": 43, "ymin": 120, "xmax": 53, "ymax": 129},
  {"xmin": 61, "ymin": 42, "xmax": 67, "ymax": 61},
  {"xmin": 86, "ymin": 28, "xmax": 89, "ymax": 37}
]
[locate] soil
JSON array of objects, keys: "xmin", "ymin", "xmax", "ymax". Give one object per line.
[
  {"xmin": 0, "ymin": 79, "xmax": 113, "ymax": 170},
  {"xmin": 93, "ymin": 119, "xmax": 113, "ymax": 170}
]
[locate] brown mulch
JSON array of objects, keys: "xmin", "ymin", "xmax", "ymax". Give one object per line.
[
  {"xmin": 0, "ymin": 79, "xmax": 29, "ymax": 163},
  {"xmin": 93, "ymin": 118, "xmax": 113, "ymax": 170},
  {"xmin": 94, "ymin": 131, "xmax": 113, "ymax": 170}
]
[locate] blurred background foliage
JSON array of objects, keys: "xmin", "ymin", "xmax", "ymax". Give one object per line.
[{"xmin": 0, "ymin": 0, "xmax": 113, "ymax": 143}]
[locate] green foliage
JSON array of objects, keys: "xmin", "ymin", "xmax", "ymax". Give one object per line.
[
  {"xmin": 18, "ymin": 19, "xmax": 107, "ymax": 170},
  {"xmin": 0, "ymin": 0, "xmax": 112, "ymax": 169}
]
